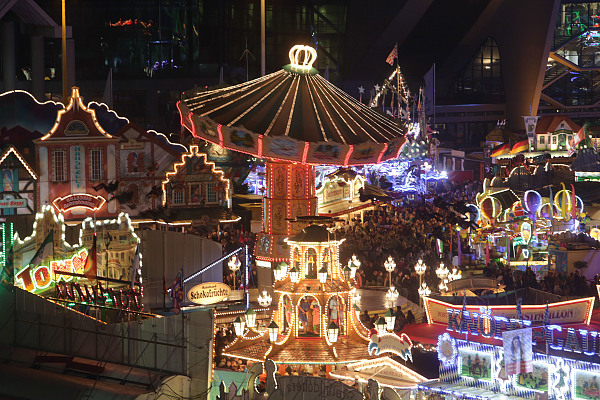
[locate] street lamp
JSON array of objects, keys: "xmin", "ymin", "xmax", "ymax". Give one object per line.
[
  {"xmin": 279, "ymin": 262, "xmax": 289, "ymax": 278},
  {"xmin": 384, "ymin": 256, "xmax": 396, "ymax": 291},
  {"xmin": 233, "ymin": 316, "xmax": 245, "ymax": 336},
  {"xmin": 436, "ymin": 262, "xmax": 450, "ymax": 294},
  {"xmin": 418, "ymin": 282, "xmax": 431, "ymax": 299},
  {"xmin": 386, "ymin": 286, "xmax": 399, "ymax": 302},
  {"xmin": 289, "ymin": 267, "xmax": 300, "ymax": 283},
  {"xmin": 449, "ymin": 268, "xmax": 462, "ymax": 282},
  {"xmin": 273, "ymin": 265, "xmax": 283, "ymax": 281},
  {"xmin": 228, "ymin": 255, "xmax": 241, "ymax": 289},
  {"xmin": 258, "ymin": 290, "xmax": 272, "ymax": 307},
  {"xmin": 327, "ymin": 321, "xmax": 339, "ymax": 343},
  {"xmin": 268, "ymin": 321, "xmax": 279, "ymax": 342},
  {"xmin": 375, "ymin": 317, "xmax": 387, "ymax": 334},
  {"xmin": 348, "ymin": 254, "xmax": 361, "ymax": 278},
  {"xmin": 245, "ymin": 308, "xmax": 257, "ymax": 328},
  {"xmin": 343, "ymin": 265, "xmax": 352, "ymax": 281},
  {"xmin": 318, "ymin": 267, "xmax": 328, "ymax": 284},
  {"xmin": 384, "ymin": 309, "xmax": 396, "ymax": 331},
  {"xmin": 414, "ymin": 259, "xmax": 427, "ymax": 306}
]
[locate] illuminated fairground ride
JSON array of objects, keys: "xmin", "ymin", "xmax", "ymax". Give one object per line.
[
  {"xmin": 178, "ymin": 45, "xmax": 408, "ymax": 266},
  {"xmin": 221, "ymin": 219, "xmax": 382, "ymax": 372},
  {"xmin": 467, "ymin": 178, "xmax": 588, "ymax": 275}
]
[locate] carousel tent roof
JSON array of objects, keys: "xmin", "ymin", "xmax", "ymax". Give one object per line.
[
  {"xmin": 179, "ymin": 45, "xmax": 407, "ymax": 166},
  {"xmin": 183, "ymin": 71, "xmax": 404, "ymax": 145}
]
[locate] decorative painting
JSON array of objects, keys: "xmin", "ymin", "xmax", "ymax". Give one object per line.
[{"xmin": 263, "ymin": 136, "xmax": 302, "ymax": 162}]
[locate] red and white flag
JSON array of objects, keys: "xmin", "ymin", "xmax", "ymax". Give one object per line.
[
  {"xmin": 386, "ymin": 44, "xmax": 398, "ymax": 66},
  {"xmin": 568, "ymin": 126, "xmax": 585, "ymax": 156}
]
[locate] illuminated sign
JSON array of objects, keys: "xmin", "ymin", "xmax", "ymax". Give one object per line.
[
  {"xmin": 187, "ymin": 282, "xmax": 231, "ymax": 305},
  {"xmin": 15, "ymin": 249, "xmax": 88, "ymax": 292},
  {"xmin": 0, "ymin": 198, "xmax": 26, "ymax": 208},
  {"xmin": 55, "ymin": 280, "xmax": 143, "ymax": 312},
  {"xmin": 52, "ymin": 194, "xmax": 106, "ymax": 212},
  {"xmin": 368, "ymin": 332, "xmax": 413, "ymax": 362},
  {"xmin": 425, "ymin": 297, "xmax": 594, "ymax": 326}
]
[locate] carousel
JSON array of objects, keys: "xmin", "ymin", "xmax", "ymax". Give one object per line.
[{"xmin": 178, "ymin": 44, "xmax": 407, "ymax": 266}]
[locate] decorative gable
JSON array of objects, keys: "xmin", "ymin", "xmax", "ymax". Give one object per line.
[
  {"xmin": 40, "ymin": 87, "xmax": 113, "ymax": 141},
  {"xmin": 162, "ymin": 145, "xmax": 230, "ymax": 208}
]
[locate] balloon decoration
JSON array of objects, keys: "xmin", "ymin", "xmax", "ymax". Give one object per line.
[
  {"xmin": 523, "ymin": 190, "xmax": 542, "ymax": 216},
  {"xmin": 553, "ymin": 183, "xmax": 584, "ymax": 222},
  {"xmin": 520, "ymin": 221, "xmax": 532, "ymax": 244},
  {"xmin": 479, "ymin": 196, "xmax": 502, "ymax": 223}
]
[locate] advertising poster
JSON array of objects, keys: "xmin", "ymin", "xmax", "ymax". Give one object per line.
[
  {"xmin": 574, "ymin": 370, "xmax": 600, "ymax": 400},
  {"xmin": 503, "ymin": 328, "xmax": 533, "ymax": 375},
  {"xmin": 459, "ymin": 350, "xmax": 492, "ymax": 381},
  {"xmin": 515, "ymin": 363, "xmax": 548, "ymax": 392}
]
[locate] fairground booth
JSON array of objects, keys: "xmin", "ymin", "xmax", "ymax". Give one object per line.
[{"xmin": 402, "ymin": 292, "xmax": 600, "ymax": 400}]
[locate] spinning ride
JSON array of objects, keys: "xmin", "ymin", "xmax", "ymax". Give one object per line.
[{"xmin": 178, "ymin": 45, "xmax": 407, "ymax": 263}]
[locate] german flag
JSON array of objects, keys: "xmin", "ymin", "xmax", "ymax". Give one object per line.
[
  {"xmin": 491, "ymin": 143, "xmax": 510, "ymax": 157},
  {"xmin": 510, "ymin": 139, "xmax": 530, "ymax": 154}
]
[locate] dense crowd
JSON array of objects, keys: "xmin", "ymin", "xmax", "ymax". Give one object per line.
[
  {"xmin": 207, "ymin": 227, "xmax": 258, "ymax": 289},
  {"xmin": 337, "ymin": 180, "xmax": 481, "ymax": 304}
]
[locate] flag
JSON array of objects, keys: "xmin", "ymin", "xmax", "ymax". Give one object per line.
[
  {"xmin": 491, "ymin": 143, "xmax": 510, "ymax": 157},
  {"xmin": 568, "ymin": 125, "xmax": 586, "ymax": 156},
  {"xmin": 385, "ymin": 44, "xmax": 398, "ymax": 66},
  {"xmin": 510, "ymin": 139, "xmax": 530, "ymax": 154},
  {"xmin": 101, "ymin": 68, "xmax": 113, "ymax": 109},
  {"xmin": 28, "ymin": 231, "xmax": 54, "ymax": 270},
  {"xmin": 424, "ymin": 64, "xmax": 435, "ymax": 117},
  {"xmin": 83, "ymin": 235, "xmax": 97, "ymax": 282},
  {"xmin": 524, "ymin": 116, "xmax": 539, "ymax": 147},
  {"xmin": 1, "ymin": 245, "xmax": 14, "ymax": 285},
  {"xmin": 130, "ymin": 243, "xmax": 140, "ymax": 289},
  {"xmin": 543, "ymin": 302, "xmax": 550, "ymax": 326},
  {"xmin": 516, "ymin": 297, "xmax": 522, "ymax": 321},
  {"xmin": 170, "ymin": 267, "xmax": 184, "ymax": 314}
]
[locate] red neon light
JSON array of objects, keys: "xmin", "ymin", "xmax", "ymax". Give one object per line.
[
  {"xmin": 344, "ymin": 145, "xmax": 353, "ymax": 167},
  {"xmin": 217, "ymin": 124, "xmax": 224, "ymax": 147},
  {"xmin": 302, "ymin": 142, "xmax": 309, "ymax": 164},
  {"xmin": 258, "ymin": 135, "xmax": 263, "ymax": 158},
  {"xmin": 377, "ymin": 143, "xmax": 388, "ymax": 164}
]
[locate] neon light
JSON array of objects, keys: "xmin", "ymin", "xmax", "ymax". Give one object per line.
[
  {"xmin": 288, "ymin": 45, "xmax": 317, "ymax": 70},
  {"xmin": 0, "ymin": 146, "xmax": 38, "ymax": 180},
  {"xmin": 15, "ymin": 248, "xmax": 88, "ymax": 293},
  {"xmin": 41, "ymin": 87, "xmax": 113, "ymax": 140},
  {"xmin": 52, "ymin": 194, "xmax": 107, "ymax": 212}
]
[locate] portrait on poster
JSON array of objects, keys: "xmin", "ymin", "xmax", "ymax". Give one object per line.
[{"xmin": 503, "ymin": 328, "xmax": 533, "ymax": 375}]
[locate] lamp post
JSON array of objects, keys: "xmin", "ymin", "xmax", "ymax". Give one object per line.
[
  {"xmin": 375, "ymin": 317, "xmax": 387, "ymax": 334},
  {"xmin": 289, "ymin": 267, "xmax": 300, "ymax": 283},
  {"xmin": 436, "ymin": 262, "xmax": 449, "ymax": 294},
  {"xmin": 245, "ymin": 308, "xmax": 257, "ymax": 328},
  {"xmin": 418, "ymin": 282, "xmax": 431, "ymax": 300},
  {"xmin": 318, "ymin": 267, "xmax": 328, "ymax": 284},
  {"xmin": 385, "ymin": 286, "xmax": 399, "ymax": 303},
  {"xmin": 233, "ymin": 316, "xmax": 246, "ymax": 336},
  {"xmin": 268, "ymin": 321, "xmax": 279, "ymax": 342},
  {"xmin": 348, "ymin": 254, "xmax": 361, "ymax": 278},
  {"xmin": 384, "ymin": 308, "xmax": 396, "ymax": 331},
  {"xmin": 384, "ymin": 256, "xmax": 396, "ymax": 289},
  {"xmin": 414, "ymin": 259, "xmax": 427, "ymax": 306},
  {"xmin": 279, "ymin": 262, "xmax": 288, "ymax": 279},
  {"xmin": 327, "ymin": 321, "xmax": 339, "ymax": 343},
  {"xmin": 228, "ymin": 255, "xmax": 241, "ymax": 290},
  {"xmin": 342, "ymin": 265, "xmax": 352, "ymax": 281}
]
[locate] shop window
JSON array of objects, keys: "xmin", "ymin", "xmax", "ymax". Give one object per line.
[
  {"xmin": 207, "ymin": 183, "xmax": 217, "ymax": 203},
  {"xmin": 52, "ymin": 150, "xmax": 66, "ymax": 182},
  {"xmin": 552, "ymin": 136, "xmax": 557, "ymax": 144},
  {"xmin": 539, "ymin": 136, "xmax": 545, "ymax": 144},
  {"xmin": 173, "ymin": 188, "xmax": 184, "ymax": 204},
  {"xmin": 90, "ymin": 149, "xmax": 103, "ymax": 180}
]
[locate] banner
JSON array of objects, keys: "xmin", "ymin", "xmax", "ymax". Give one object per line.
[
  {"xmin": 524, "ymin": 116, "xmax": 539, "ymax": 148},
  {"xmin": 503, "ymin": 328, "xmax": 533, "ymax": 375},
  {"xmin": 424, "ymin": 297, "xmax": 594, "ymax": 326}
]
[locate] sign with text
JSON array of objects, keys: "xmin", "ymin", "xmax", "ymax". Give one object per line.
[
  {"xmin": 187, "ymin": 282, "xmax": 231, "ymax": 305},
  {"xmin": 52, "ymin": 194, "xmax": 106, "ymax": 212},
  {"xmin": 269, "ymin": 375, "xmax": 362, "ymax": 400},
  {"xmin": 424, "ymin": 297, "xmax": 593, "ymax": 326},
  {"xmin": 0, "ymin": 198, "xmax": 26, "ymax": 208}
]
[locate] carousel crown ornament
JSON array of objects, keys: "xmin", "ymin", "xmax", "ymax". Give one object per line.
[{"xmin": 288, "ymin": 44, "xmax": 317, "ymax": 70}]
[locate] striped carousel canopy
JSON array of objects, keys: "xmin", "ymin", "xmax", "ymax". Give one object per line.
[{"xmin": 178, "ymin": 45, "xmax": 407, "ymax": 166}]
